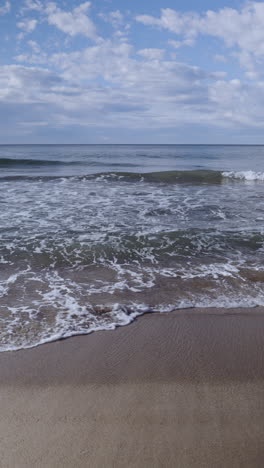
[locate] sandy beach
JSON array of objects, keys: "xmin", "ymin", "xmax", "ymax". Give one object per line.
[{"xmin": 1, "ymin": 308, "xmax": 264, "ymax": 467}]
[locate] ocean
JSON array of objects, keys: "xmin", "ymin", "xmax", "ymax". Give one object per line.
[{"xmin": 1, "ymin": 144, "xmax": 264, "ymax": 351}]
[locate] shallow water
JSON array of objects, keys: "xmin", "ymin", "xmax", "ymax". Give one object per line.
[{"xmin": 1, "ymin": 145, "xmax": 264, "ymax": 350}]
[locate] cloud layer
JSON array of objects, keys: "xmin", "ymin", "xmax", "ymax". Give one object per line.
[{"xmin": 1, "ymin": 1, "xmax": 264, "ymax": 142}]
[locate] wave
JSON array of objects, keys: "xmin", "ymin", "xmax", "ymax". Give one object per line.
[
  {"xmin": 0, "ymin": 169, "xmax": 223, "ymax": 184},
  {"xmin": 0, "ymin": 157, "xmax": 80, "ymax": 167},
  {"xmin": 110, "ymin": 169, "xmax": 264, "ymax": 183},
  {"xmin": 0, "ymin": 157, "xmax": 137, "ymax": 168},
  {"xmin": 1, "ymin": 168, "xmax": 264, "ymax": 184},
  {"xmin": 103, "ymin": 170, "xmax": 225, "ymax": 184}
]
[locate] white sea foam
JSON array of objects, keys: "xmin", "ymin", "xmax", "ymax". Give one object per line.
[
  {"xmin": 222, "ymin": 170, "xmax": 264, "ymax": 181},
  {"xmin": 1, "ymin": 164, "xmax": 264, "ymax": 352},
  {"xmin": 2, "ymin": 292, "xmax": 264, "ymax": 352}
]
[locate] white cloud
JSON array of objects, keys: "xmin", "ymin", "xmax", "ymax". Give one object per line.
[
  {"xmin": 136, "ymin": 9, "xmax": 200, "ymax": 38},
  {"xmin": 137, "ymin": 48, "xmax": 164, "ymax": 60},
  {"xmin": 15, "ymin": 40, "xmax": 47, "ymax": 64},
  {"xmin": 45, "ymin": 1, "xmax": 97, "ymax": 40},
  {"xmin": 22, "ymin": 0, "xmax": 43, "ymax": 12},
  {"xmin": 136, "ymin": 3, "xmax": 264, "ymax": 70},
  {"xmin": 214, "ymin": 54, "xmax": 227, "ymax": 63},
  {"xmin": 17, "ymin": 18, "xmax": 38, "ymax": 34},
  {"xmin": 109, "ymin": 10, "xmax": 123, "ymax": 25},
  {"xmin": 99, "ymin": 10, "xmax": 124, "ymax": 27},
  {"xmin": 99, "ymin": 9, "xmax": 130, "ymax": 41},
  {"xmin": 27, "ymin": 40, "xmax": 41, "ymax": 53},
  {"xmin": 50, "ymin": 40, "xmax": 133, "ymax": 82},
  {"xmin": 0, "ymin": 65, "xmax": 61, "ymax": 101},
  {"xmin": 0, "ymin": 1, "xmax": 10, "ymax": 15},
  {"xmin": 168, "ymin": 39, "xmax": 195, "ymax": 49},
  {"xmin": 209, "ymin": 78, "xmax": 264, "ymax": 126}
]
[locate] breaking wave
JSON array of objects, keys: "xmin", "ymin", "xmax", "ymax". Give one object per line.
[
  {"xmin": 222, "ymin": 170, "xmax": 264, "ymax": 181},
  {"xmin": 1, "ymin": 169, "xmax": 264, "ymax": 184}
]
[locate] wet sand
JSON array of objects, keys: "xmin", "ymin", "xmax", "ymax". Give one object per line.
[{"xmin": 1, "ymin": 308, "xmax": 264, "ymax": 467}]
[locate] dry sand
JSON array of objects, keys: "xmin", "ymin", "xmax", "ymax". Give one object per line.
[{"xmin": 1, "ymin": 308, "xmax": 264, "ymax": 467}]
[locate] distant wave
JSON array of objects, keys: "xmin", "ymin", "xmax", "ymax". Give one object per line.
[
  {"xmin": 0, "ymin": 157, "xmax": 81, "ymax": 167},
  {"xmin": 0, "ymin": 157, "xmax": 138, "ymax": 168}
]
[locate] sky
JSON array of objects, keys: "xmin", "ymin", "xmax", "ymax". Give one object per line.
[{"xmin": 1, "ymin": 0, "xmax": 264, "ymax": 143}]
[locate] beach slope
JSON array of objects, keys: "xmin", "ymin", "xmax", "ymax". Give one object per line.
[{"xmin": 1, "ymin": 308, "xmax": 264, "ymax": 467}]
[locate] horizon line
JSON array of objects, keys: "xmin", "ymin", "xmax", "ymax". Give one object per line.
[{"xmin": 1, "ymin": 143, "xmax": 264, "ymax": 146}]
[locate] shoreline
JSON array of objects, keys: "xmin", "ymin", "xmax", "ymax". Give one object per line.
[
  {"xmin": 1, "ymin": 308, "xmax": 264, "ymax": 466},
  {"xmin": 2, "ymin": 305, "xmax": 264, "ymax": 354}
]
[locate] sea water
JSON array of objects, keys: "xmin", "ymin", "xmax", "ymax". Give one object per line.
[{"xmin": 1, "ymin": 144, "xmax": 264, "ymax": 350}]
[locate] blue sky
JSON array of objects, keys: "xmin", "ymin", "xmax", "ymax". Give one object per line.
[{"xmin": 0, "ymin": 0, "xmax": 264, "ymax": 143}]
